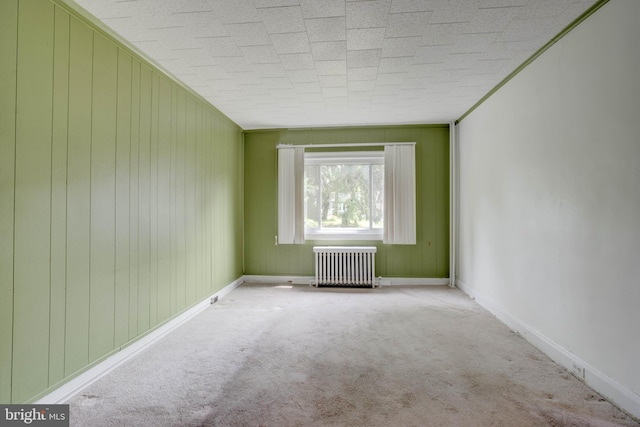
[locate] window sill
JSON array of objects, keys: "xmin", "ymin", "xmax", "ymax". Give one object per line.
[{"xmin": 305, "ymin": 231, "xmax": 382, "ymax": 241}]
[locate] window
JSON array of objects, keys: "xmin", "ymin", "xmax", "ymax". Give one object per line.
[
  {"xmin": 304, "ymin": 151, "xmax": 384, "ymax": 240},
  {"xmin": 277, "ymin": 143, "xmax": 416, "ymax": 245}
]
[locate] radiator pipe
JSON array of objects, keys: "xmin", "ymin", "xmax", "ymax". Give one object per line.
[{"xmin": 449, "ymin": 121, "xmax": 457, "ymax": 288}]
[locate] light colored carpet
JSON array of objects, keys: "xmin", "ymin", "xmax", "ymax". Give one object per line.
[{"xmin": 68, "ymin": 283, "xmax": 639, "ymax": 426}]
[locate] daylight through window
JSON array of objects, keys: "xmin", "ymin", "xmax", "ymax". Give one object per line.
[
  {"xmin": 304, "ymin": 151, "xmax": 384, "ymax": 240},
  {"xmin": 277, "ymin": 143, "xmax": 415, "ymax": 245}
]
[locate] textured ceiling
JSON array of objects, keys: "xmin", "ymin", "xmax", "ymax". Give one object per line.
[{"xmin": 73, "ymin": 0, "xmax": 597, "ymax": 129}]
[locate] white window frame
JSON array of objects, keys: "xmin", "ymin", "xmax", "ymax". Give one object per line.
[
  {"xmin": 277, "ymin": 142, "xmax": 415, "ymax": 245},
  {"xmin": 304, "ymin": 151, "xmax": 384, "ymax": 241}
]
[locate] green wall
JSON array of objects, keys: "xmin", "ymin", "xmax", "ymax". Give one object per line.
[
  {"xmin": 244, "ymin": 126, "xmax": 449, "ymax": 278},
  {"xmin": 0, "ymin": 0, "xmax": 243, "ymax": 403}
]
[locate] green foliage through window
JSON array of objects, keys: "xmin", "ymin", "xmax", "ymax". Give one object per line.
[{"xmin": 304, "ymin": 152, "xmax": 383, "ymax": 234}]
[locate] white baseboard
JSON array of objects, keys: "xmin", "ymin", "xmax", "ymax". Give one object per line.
[
  {"xmin": 457, "ymin": 279, "xmax": 640, "ymax": 420},
  {"xmin": 242, "ymin": 275, "xmax": 315, "ymax": 285},
  {"xmin": 243, "ymin": 275, "xmax": 449, "ymax": 286},
  {"xmin": 35, "ymin": 277, "xmax": 244, "ymax": 404},
  {"xmin": 381, "ymin": 277, "xmax": 450, "ymax": 286}
]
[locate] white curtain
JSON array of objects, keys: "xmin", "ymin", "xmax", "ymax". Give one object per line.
[
  {"xmin": 277, "ymin": 146, "xmax": 305, "ymax": 244},
  {"xmin": 383, "ymin": 144, "xmax": 416, "ymax": 244}
]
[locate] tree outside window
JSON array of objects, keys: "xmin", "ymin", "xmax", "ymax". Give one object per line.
[{"xmin": 304, "ymin": 151, "xmax": 383, "ymax": 238}]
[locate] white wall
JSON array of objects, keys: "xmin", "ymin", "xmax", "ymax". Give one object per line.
[{"xmin": 457, "ymin": 0, "xmax": 640, "ymax": 418}]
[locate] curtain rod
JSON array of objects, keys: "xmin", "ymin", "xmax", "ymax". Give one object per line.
[{"xmin": 277, "ymin": 142, "xmax": 415, "ymax": 149}]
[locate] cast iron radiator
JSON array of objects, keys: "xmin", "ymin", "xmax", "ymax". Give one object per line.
[{"xmin": 312, "ymin": 246, "xmax": 379, "ymax": 288}]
